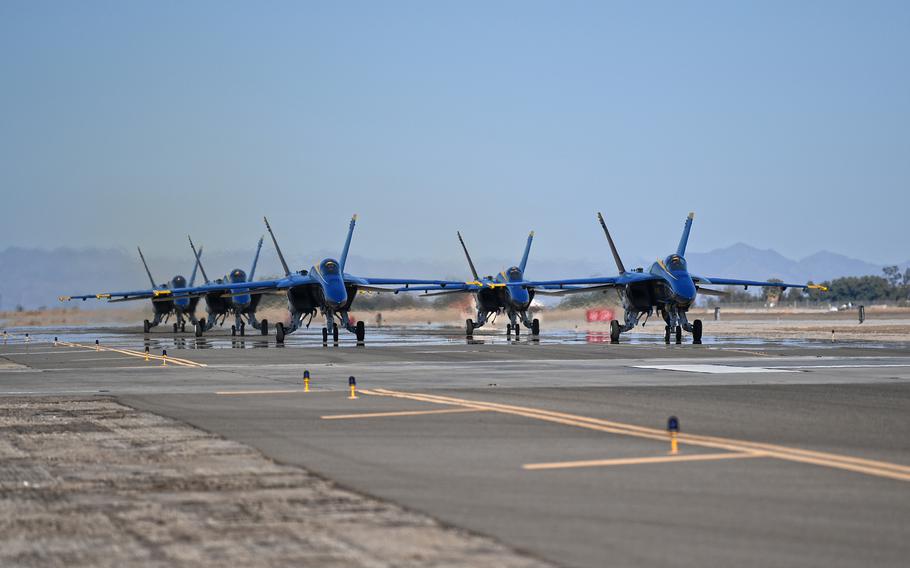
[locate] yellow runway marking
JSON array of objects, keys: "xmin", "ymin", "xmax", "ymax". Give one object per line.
[
  {"xmin": 524, "ymin": 452, "xmax": 765, "ymax": 471},
  {"xmin": 322, "ymin": 408, "xmax": 486, "ymax": 420},
  {"xmin": 365, "ymin": 389, "xmax": 910, "ymax": 482},
  {"xmin": 216, "ymin": 389, "xmax": 308, "ymax": 395},
  {"xmin": 57, "ymin": 341, "xmax": 206, "ymax": 368}
]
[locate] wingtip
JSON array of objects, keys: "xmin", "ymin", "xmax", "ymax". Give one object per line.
[
  {"xmin": 688, "ymin": 212, "xmax": 695, "ymax": 220},
  {"xmin": 352, "ymin": 214, "xmax": 358, "ymax": 222},
  {"xmin": 529, "ymin": 230, "xmax": 535, "ymax": 237}
]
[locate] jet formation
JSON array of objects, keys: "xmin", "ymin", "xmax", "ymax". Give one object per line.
[{"xmin": 60, "ymin": 213, "xmax": 826, "ymax": 344}]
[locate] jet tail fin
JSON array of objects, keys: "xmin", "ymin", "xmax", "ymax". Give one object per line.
[
  {"xmin": 189, "ymin": 245, "xmax": 203, "ymax": 286},
  {"xmin": 187, "ymin": 236, "xmax": 210, "ymax": 284},
  {"xmin": 264, "ymin": 216, "xmax": 291, "ymax": 277},
  {"xmin": 137, "ymin": 246, "xmax": 157, "ymax": 287},
  {"xmin": 519, "ymin": 231, "xmax": 534, "ymax": 272},
  {"xmin": 596, "ymin": 213, "xmax": 626, "ymax": 274},
  {"xmin": 340, "ymin": 215, "xmax": 357, "ymax": 272},
  {"xmin": 677, "ymin": 212, "xmax": 694, "ymax": 257},
  {"xmin": 456, "ymin": 231, "xmax": 480, "ymax": 281},
  {"xmin": 248, "ymin": 236, "xmax": 264, "ymax": 282}
]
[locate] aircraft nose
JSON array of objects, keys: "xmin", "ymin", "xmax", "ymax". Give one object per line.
[
  {"xmin": 672, "ymin": 278, "xmax": 697, "ymax": 304},
  {"xmin": 508, "ymin": 285, "xmax": 530, "ymax": 308},
  {"xmin": 324, "ymin": 281, "xmax": 348, "ymax": 308}
]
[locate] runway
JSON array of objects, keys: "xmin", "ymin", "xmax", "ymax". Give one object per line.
[{"xmin": 1, "ymin": 329, "xmax": 909, "ymax": 567}]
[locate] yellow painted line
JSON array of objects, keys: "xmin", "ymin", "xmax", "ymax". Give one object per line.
[
  {"xmin": 366, "ymin": 389, "xmax": 910, "ymax": 483},
  {"xmin": 322, "ymin": 408, "xmax": 486, "ymax": 420},
  {"xmin": 216, "ymin": 389, "xmax": 308, "ymax": 395},
  {"xmin": 57, "ymin": 341, "xmax": 206, "ymax": 368},
  {"xmin": 523, "ymin": 452, "xmax": 765, "ymax": 471}
]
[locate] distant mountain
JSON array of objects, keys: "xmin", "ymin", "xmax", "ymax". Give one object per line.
[{"xmin": 0, "ymin": 244, "xmax": 896, "ymax": 309}]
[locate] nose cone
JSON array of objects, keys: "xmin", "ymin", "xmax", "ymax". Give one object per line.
[
  {"xmin": 174, "ymin": 297, "xmax": 190, "ymax": 308},
  {"xmin": 323, "ymin": 279, "xmax": 348, "ymax": 308},
  {"xmin": 507, "ymin": 285, "xmax": 530, "ymax": 309},
  {"xmin": 671, "ymin": 276, "xmax": 697, "ymax": 306},
  {"xmin": 232, "ymin": 293, "xmax": 251, "ymax": 308}
]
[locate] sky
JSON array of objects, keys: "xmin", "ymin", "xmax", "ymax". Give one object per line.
[{"xmin": 1, "ymin": 1, "xmax": 908, "ymax": 267}]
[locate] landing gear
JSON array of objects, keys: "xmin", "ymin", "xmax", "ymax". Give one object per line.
[
  {"xmin": 275, "ymin": 322, "xmax": 285, "ymax": 343},
  {"xmin": 240, "ymin": 323, "xmax": 245, "ymax": 337},
  {"xmin": 322, "ymin": 327, "xmax": 329, "ymax": 343},
  {"xmin": 531, "ymin": 318, "xmax": 540, "ymax": 336},
  {"xmin": 173, "ymin": 323, "xmax": 179, "ymax": 334},
  {"xmin": 231, "ymin": 325, "xmax": 237, "ymax": 336},
  {"xmin": 692, "ymin": 319, "xmax": 703, "ymax": 344},
  {"xmin": 514, "ymin": 324, "xmax": 520, "ymax": 338},
  {"xmin": 260, "ymin": 319, "xmax": 268, "ymax": 336},
  {"xmin": 506, "ymin": 324, "xmax": 512, "ymax": 337},
  {"xmin": 466, "ymin": 319, "xmax": 474, "ymax": 337},
  {"xmin": 332, "ymin": 326, "xmax": 339, "ymax": 343},
  {"xmin": 664, "ymin": 326, "xmax": 671, "ymax": 344},
  {"xmin": 143, "ymin": 320, "xmax": 151, "ymax": 334},
  {"xmin": 675, "ymin": 325, "xmax": 682, "ymax": 345},
  {"xmin": 610, "ymin": 320, "xmax": 620, "ymax": 344},
  {"xmin": 195, "ymin": 321, "xmax": 203, "ymax": 338},
  {"xmin": 356, "ymin": 320, "xmax": 365, "ymax": 342}
]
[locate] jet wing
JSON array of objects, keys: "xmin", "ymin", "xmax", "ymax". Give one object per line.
[
  {"xmin": 694, "ymin": 277, "xmax": 828, "ymax": 291},
  {"xmin": 59, "ymin": 288, "xmax": 174, "ymax": 302},
  {"xmin": 521, "ymin": 272, "xmax": 658, "ymax": 290},
  {"xmin": 353, "ymin": 277, "xmax": 467, "ymax": 288}
]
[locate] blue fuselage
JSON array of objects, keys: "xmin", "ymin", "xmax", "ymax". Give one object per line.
[{"xmin": 648, "ymin": 255, "xmax": 697, "ymax": 308}]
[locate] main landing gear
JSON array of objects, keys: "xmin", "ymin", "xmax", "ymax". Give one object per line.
[
  {"xmin": 356, "ymin": 320, "xmax": 365, "ymax": 342},
  {"xmin": 692, "ymin": 319, "xmax": 703, "ymax": 344},
  {"xmin": 143, "ymin": 320, "xmax": 151, "ymax": 334},
  {"xmin": 260, "ymin": 319, "xmax": 269, "ymax": 336},
  {"xmin": 275, "ymin": 322, "xmax": 285, "ymax": 343}
]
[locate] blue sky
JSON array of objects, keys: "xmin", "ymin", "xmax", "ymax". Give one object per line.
[{"xmin": 1, "ymin": 1, "xmax": 908, "ymax": 266}]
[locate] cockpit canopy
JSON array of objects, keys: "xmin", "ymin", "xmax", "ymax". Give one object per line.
[
  {"xmin": 229, "ymin": 269, "xmax": 247, "ymax": 284},
  {"xmin": 506, "ymin": 266, "xmax": 523, "ymax": 282},
  {"xmin": 321, "ymin": 259, "xmax": 340, "ymax": 275},
  {"xmin": 171, "ymin": 275, "xmax": 187, "ymax": 288},
  {"xmin": 665, "ymin": 254, "xmax": 687, "ymax": 271}
]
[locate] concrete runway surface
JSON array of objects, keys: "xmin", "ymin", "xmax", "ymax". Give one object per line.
[{"xmin": 1, "ymin": 329, "xmax": 909, "ymax": 567}]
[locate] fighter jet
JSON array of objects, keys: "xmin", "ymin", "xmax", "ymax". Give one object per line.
[
  {"xmin": 59, "ymin": 246, "xmax": 203, "ymax": 333},
  {"xmin": 526, "ymin": 212, "xmax": 828, "ymax": 344}
]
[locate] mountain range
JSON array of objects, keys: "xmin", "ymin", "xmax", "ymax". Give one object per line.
[{"xmin": 0, "ymin": 244, "xmax": 903, "ymax": 310}]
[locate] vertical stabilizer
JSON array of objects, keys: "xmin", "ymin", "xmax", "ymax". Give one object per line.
[
  {"xmin": 137, "ymin": 247, "xmax": 157, "ymax": 287},
  {"xmin": 187, "ymin": 236, "xmax": 210, "ymax": 284},
  {"xmin": 677, "ymin": 212, "xmax": 694, "ymax": 257},
  {"xmin": 340, "ymin": 215, "xmax": 357, "ymax": 272},
  {"xmin": 519, "ymin": 231, "xmax": 534, "ymax": 272},
  {"xmin": 189, "ymin": 246, "xmax": 203, "ymax": 286},
  {"xmin": 264, "ymin": 216, "xmax": 291, "ymax": 277},
  {"xmin": 596, "ymin": 213, "xmax": 626, "ymax": 274},
  {"xmin": 248, "ymin": 236, "xmax": 264, "ymax": 282},
  {"xmin": 456, "ymin": 231, "xmax": 480, "ymax": 281}
]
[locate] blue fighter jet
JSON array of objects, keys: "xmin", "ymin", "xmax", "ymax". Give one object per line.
[
  {"xmin": 59, "ymin": 246, "xmax": 204, "ymax": 333},
  {"xmin": 171, "ymin": 215, "xmax": 464, "ymax": 344},
  {"xmin": 186, "ymin": 235, "xmax": 269, "ymax": 338},
  {"xmin": 525, "ymin": 212, "xmax": 828, "ymax": 344},
  {"xmin": 406, "ymin": 231, "xmax": 543, "ymax": 338}
]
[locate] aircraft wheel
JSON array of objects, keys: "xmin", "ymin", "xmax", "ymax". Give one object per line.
[
  {"xmin": 322, "ymin": 327, "xmax": 329, "ymax": 343},
  {"xmin": 275, "ymin": 322, "xmax": 285, "ymax": 343},
  {"xmin": 514, "ymin": 324, "xmax": 520, "ymax": 338},
  {"xmin": 532, "ymin": 318, "xmax": 540, "ymax": 336},
  {"xmin": 240, "ymin": 323, "xmax": 245, "ymax": 337},
  {"xmin": 173, "ymin": 323, "xmax": 179, "ymax": 334},
  {"xmin": 692, "ymin": 319, "xmax": 703, "ymax": 344},
  {"xmin": 143, "ymin": 320, "xmax": 151, "ymax": 334},
  {"xmin": 356, "ymin": 320, "xmax": 365, "ymax": 342},
  {"xmin": 332, "ymin": 326, "xmax": 339, "ymax": 343},
  {"xmin": 260, "ymin": 319, "xmax": 268, "ymax": 336},
  {"xmin": 466, "ymin": 319, "xmax": 474, "ymax": 337},
  {"xmin": 194, "ymin": 321, "xmax": 203, "ymax": 338},
  {"xmin": 231, "ymin": 325, "xmax": 237, "ymax": 337},
  {"xmin": 506, "ymin": 324, "xmax": 512, "ymax": 336},
  {"xmin": 664, "ymin": 326, "xmax": 671, "ymax": 344},
  {"xmin": 675, "ymin": 325, "xmax": 682, "ymax": 345},
  {"xmin": 180, "ymin": 323, "xmax": 186, "ymax": 333},
  {"xmin": 610, "ymin": 320, "xmax": 621, "ymax": 344}
]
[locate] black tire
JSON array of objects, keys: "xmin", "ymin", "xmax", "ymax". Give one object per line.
[
  {"xmin": 181, "ymin": 323, "xmax": 186, "ymax": 333},
  {"xmin": 664, "ymin": 325, "xmax": 671, "ymax": 344},
  {"xmin": 532, "ymin": 318, "xmax": 540, "ymax": 336},
  {"xmin": 506, "ymin": 324, "xmax": 512, "ymax": 336},
  {"xmin": 692, "ymin": 319, "xmax": 703, "ymax": 344},
  {"xmin": 322, "ymin": 327, "xmax": 328, "ymax": 343},
  {"xmin": 276, "ymin": 322, "xmax": 285, "ymax": 343},
  {"xmin": 332, "ymin": 326, "xmax": 339, "ymax": 343},
  {"xmin": 143, "ymin": 320, "xmax": 151, "ymax": 334},
  {"xmin": 610, "ymin": 320, "xmax": 621, "ymax": 344},
  {"xmin": 260, "ymin": 319, "xmax": 268, "ymax": 336},
  {"xmin": 231, "ymin": 325, "xmax": 237, "ymax": 337},
  {"xmin": 356, "ymin": 320, "xmax": 365, "ymax": 342},
  {"xmin": 173, "ymin": 323, "xmax": 179, "ymax": 334},
  {"xmin": 514, "ymin": 324, "xmax": 520, "ymax": 338},
  {"xmin": 466, "ymin": 319, "xmax": 474, "ymax": 337},
  {"xmin": 240, "ymin": 323, "xmax": 245, "ymax": 337},
  {"xmin": 194, "ymin": 321, "xmax": 203, "ymax": 338},
  {"xmin": 675, "ymin": 325, "xmax": 682, "ymax": 344}
]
